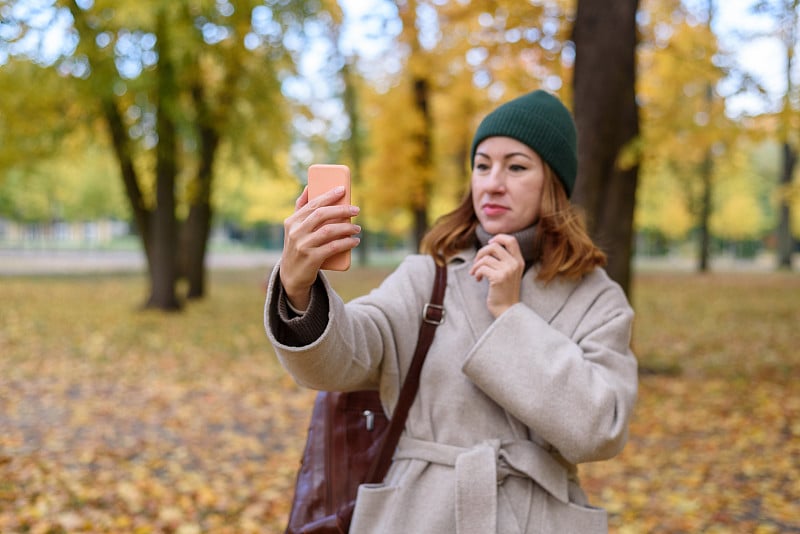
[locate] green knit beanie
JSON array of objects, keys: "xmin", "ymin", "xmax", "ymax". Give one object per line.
[{"xmin": 470, "ymin": 90, "xmax": 578, "ymax": 197}]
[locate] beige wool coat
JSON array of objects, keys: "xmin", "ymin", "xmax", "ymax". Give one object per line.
[{"xmin": 265, "ymin": 250, "xmax": 638, "ymax": 534}]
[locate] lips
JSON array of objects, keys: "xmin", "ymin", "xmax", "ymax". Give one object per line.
[{"xmin": 481, "ymin": 203, "xmax": 509, "ymax": 216}]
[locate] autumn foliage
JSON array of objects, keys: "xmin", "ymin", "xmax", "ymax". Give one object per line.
[{"xmin": 1, "ymin": 267, "xmax": 799, "ymax": 532}]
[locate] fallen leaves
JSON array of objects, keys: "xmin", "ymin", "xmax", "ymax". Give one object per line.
[
  {"xmin": 0, "ymin": 270, "xmax": 316, "ymax": 533},
  {"xmin": 1, "ymin": 373, "xmax": 315, "ymax": 532},
  {"xmin": 581, "ymin": 272, "xmax": 800, "ymax": 533},
  {"xmin": 1, "ymin": 269, "xmax": 798, "ymax": 532}
]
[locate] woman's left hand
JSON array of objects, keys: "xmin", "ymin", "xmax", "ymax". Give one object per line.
[{"xmin": 469, "ymin": 233, "xmax": 525, "ymax": 318}]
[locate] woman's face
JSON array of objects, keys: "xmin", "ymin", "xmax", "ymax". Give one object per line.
[{"xmin": 471, "ymin": 136, "xmax": 546, "ymax": 235}]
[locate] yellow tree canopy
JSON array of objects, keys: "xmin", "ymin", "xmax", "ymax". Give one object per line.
[
  {"xmin": 710, "ymin": 143, "xmax": 770, "ymax": 240},
  {"xmin": 360, "ymin": 0, "xmax": 574, "ymax": 235},
  {"xmin": 636, "ymin": 0, "xmax": 746, "ymax": 240}
]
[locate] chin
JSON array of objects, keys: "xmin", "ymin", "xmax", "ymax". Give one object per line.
[{"xmin": 481, "ymin": 222, "xmax": 517, "ymax": 235}]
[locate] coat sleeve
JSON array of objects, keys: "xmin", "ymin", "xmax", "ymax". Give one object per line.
[
  {"xmin": 264, "ymin": 256, "xmax": 435, "ymax": 398},
  {"xmin": 461, "ymin": 271, "xmax": 638, "ymax": 465}
]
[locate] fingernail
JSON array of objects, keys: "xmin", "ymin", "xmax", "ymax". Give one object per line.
[
  {"xmin": 334, "ymin": 186, "xmax": 345, "ymax": 194},
  {"xmin": 350, "ymin": 206, "xmax": 360, "ymax": 215}
]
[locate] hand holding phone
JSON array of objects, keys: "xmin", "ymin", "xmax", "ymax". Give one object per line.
[{"xmin": 307, "ymin": 164, "xmax": 354, "ymax": 271}]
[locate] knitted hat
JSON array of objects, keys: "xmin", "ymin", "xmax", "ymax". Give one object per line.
[{"xmin": 470, "ymin": 90, "xmax": 578, "ymax": 197}]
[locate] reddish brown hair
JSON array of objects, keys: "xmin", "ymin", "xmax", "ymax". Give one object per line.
[{"xmin": 420, "ymin": 166, "xmax": 606, "ymax": 283}]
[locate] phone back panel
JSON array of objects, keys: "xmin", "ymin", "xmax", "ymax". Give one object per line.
[{"xmin": 308, "ymin": 164, "xmax": 352, "ymax": 271}]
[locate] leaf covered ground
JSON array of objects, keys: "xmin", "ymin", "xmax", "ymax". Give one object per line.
[{"xmin": 1, "ymin": 267, "xmax": 798, "ymax": 533}]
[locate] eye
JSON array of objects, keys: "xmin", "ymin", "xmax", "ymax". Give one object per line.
[
  {"xmin": 475, "ymin": 162, "xmax": 490, "ymax": 171},
  {"xmin": 509, "ymin": 164, "xmax": 527, "ymax": 172}
]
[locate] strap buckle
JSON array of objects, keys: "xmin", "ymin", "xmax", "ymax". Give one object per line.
[{"xmin": 422, "ymin": 303, "xmax": 445, "ymax": 325}]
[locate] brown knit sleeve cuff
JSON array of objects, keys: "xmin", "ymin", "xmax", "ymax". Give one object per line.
[{"xmin": 270, "ymin": 272, "xmax": 330, "ymax": 347}]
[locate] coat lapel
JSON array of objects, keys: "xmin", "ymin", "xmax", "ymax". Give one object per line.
[
  {"xmin": 449, "ymin": 252, "xmax": 493, "ymax": 340},
  {"xmin": 520, "ymin": 268, "xmax": 579, "ymax": 323},
  {"xmin": 449, "ymin": 249, "xmax": 579, "ymax": 340}
]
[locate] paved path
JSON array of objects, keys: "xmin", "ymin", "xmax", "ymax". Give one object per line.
[
  {"xmin": 1, "ymin": 248, "xmax": 794, "ymax": 275},
  {"xmin": 0, "ymin": 249, "xmax": 283, "ymax": 275}
]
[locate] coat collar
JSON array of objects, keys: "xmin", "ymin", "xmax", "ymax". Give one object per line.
[{"xmin": 449, "ymin": 248, "xmax": 579, "ymax": 337}]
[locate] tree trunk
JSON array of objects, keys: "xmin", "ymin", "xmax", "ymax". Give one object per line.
[
  {"xmin": 412, "ymin": 207, "xmax": 428, "ymax": 252},
  {"xmin": 182, "ymin": 84, "xmax": 220, "ymax": 299},
  {"xmin": 777, "ymin": 1, "xmax": 797, "ymax": 269},
  {"xmin": 342, "ymin": 62, "xmax": 369, "ymax": 266},
  {"xmin": 101, "ymin": 97, "xmax": 153, "ymax": 272},
  {"xmin": 777, "ymin": 142, "xmax": 796, "ymax": 269},
  {"xmin": 697, "ymin": 3, "xmax": 715, "ymax": 273},
  {"xmin": 571, "ymin": 0, "xmax": 640, "ymax": 296},
  {"xmin": 183, "ymin": 188, "xmax": 213, "ymax": 300},
  {"xmin": 146, "ymin": 10, "xmax": 181, "ymax": 311},
  {"xmin": 698, "ymin": 149, "xmax": 713, "ymax": 272},
  {"xmin": 412, "ymin": 77, "xmax": 432, "ymax": 252}
]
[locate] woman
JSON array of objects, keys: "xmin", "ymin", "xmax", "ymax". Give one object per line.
[{"xmin": 265, "ymin": 90, "xmax": 638, "ymax": 533}]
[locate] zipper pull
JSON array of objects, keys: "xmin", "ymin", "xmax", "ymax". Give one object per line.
[{"xmin": 363, "ymin": 410, "xmax": 375, "ymax": 431}]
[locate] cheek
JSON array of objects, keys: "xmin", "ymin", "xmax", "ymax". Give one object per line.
[
  {"xmin": 470, "ymin": 174, "xmax": 480, "ymax": 193},
  {"xmin": 470, "ymin": 179, "xmax": 481, "ymax": 207},
  {"xmin": 515, "ymin": 184, "xmax": 544, "ymax": 222}
]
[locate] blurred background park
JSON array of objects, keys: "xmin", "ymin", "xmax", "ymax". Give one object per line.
[{"xmin": 1, "ymin": 0, "xmax": 799, "ymax": 532}]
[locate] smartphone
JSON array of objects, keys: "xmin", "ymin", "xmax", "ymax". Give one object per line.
[{"xmin": 307, "ymin": 164, "xmax": 353, "ymax": 271}]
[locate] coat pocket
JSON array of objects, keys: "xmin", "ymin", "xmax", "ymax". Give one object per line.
[
  {"xmin": 349, "ymin": 483, "xmax": 399, "ymax": 533},
  {"xmin": 540, "ymin": 499, "xmax": 608, "ymax": 533}
]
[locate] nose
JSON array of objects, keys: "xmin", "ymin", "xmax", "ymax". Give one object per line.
[{"xmin": 486, "ymin": 165, "xmax": 507, "ymax": 192}]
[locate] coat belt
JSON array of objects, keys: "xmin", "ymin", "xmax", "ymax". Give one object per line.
[{"xmin": 393, "ymin": 436, "xmax": 571, "ymax": 534}]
